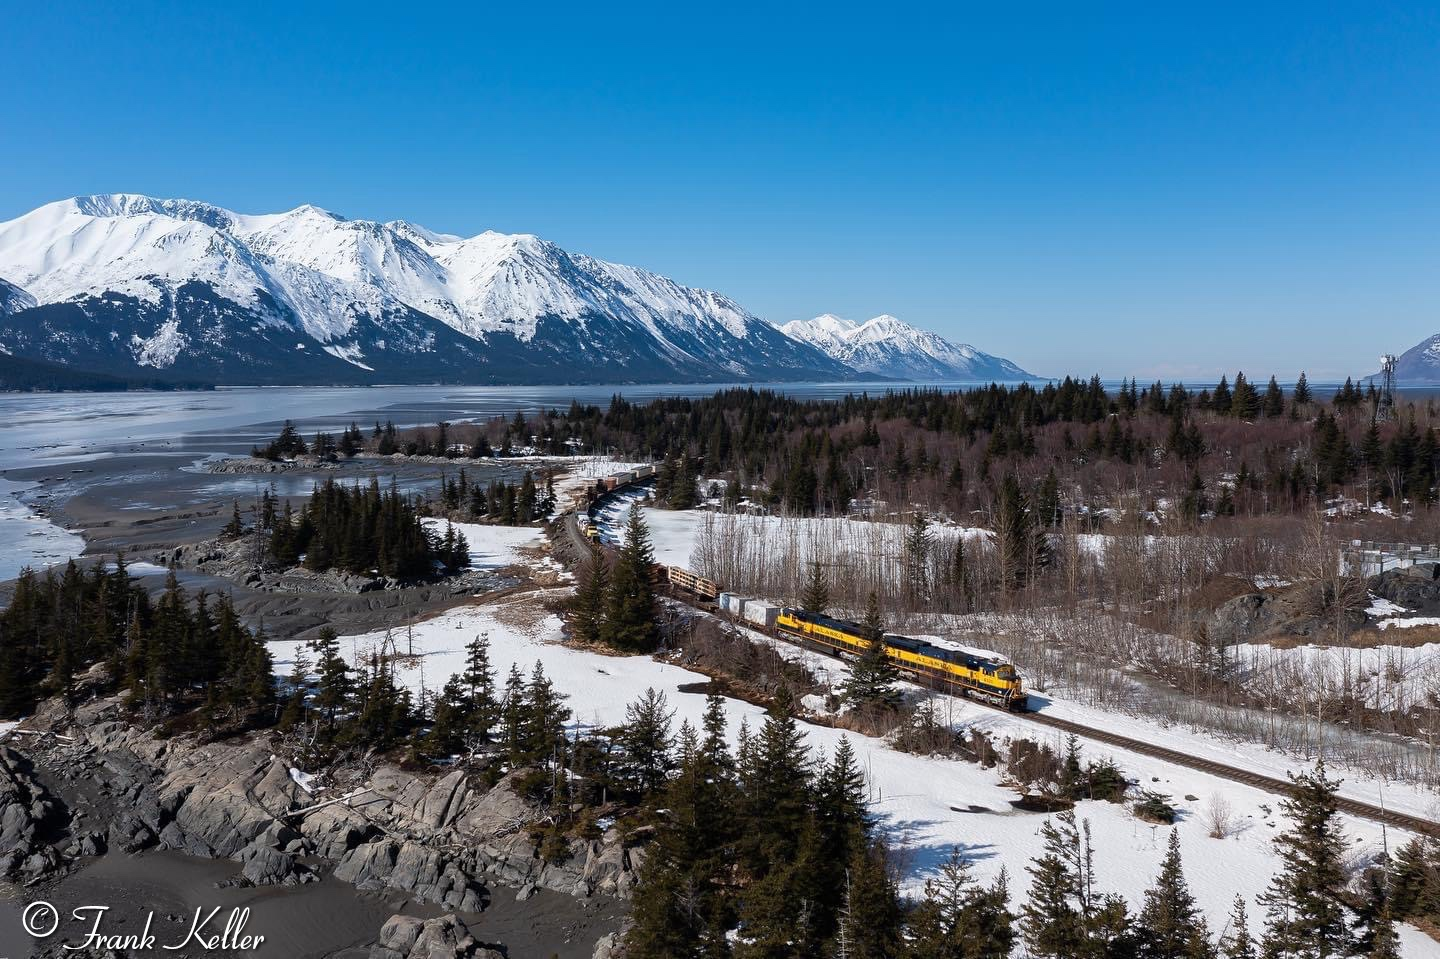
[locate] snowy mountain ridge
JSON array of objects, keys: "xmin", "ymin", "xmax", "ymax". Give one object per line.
[
  {"xmin": 0, "ymin": 194, "xmax": 851, "ymax": 384},
  {"xmin": 781, "ymin": 313, "xmax": 1032, "ymax": 381}
]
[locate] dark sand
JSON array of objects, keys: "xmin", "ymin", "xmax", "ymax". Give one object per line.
[
  {"xmin": 5, "ymin": 451, "xmax": 538, "ymax": 640},
  {"xmin": 1, "ymin": 851, "xmax": 623, "ymax": 958}
]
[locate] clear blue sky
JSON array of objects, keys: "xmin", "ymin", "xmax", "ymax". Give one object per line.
[{"xmin": 3, "ymin": 1, "xmax": 1437, "ymax": 380}]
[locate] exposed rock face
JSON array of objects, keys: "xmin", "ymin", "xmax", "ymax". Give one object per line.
[
  {"xmin": 7, "ymin": 692, "xmax": 641, "ymax": 911},
  {"xmin": 1202, "ymin": 584, "xmax": 1365, "ymax": 646},
  {"xmin": 370, "ymin": 913, "xmax": 505, "ymax": 959},
  {"xmin": 0, "ymin": 745, "xmax": 64, "ymax": 879},
  {"xmin": 1371, "ymin": 567, "xmax": 1440, "ymax": 615}
]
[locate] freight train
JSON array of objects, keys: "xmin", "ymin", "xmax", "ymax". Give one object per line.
[{"xmin": 658, "ymin": 565, "xmax": 1028, "ymax": 711}]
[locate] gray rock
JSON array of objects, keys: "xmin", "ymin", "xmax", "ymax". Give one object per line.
[{"xmin": 239, "ymin": 842, "xmax": 311, "ymax": 886}]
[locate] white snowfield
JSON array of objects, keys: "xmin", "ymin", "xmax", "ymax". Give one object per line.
[
  {"xmin": 419, "ymin": 519, "xmax": 547, "ymax": 571},
  {"xmin": 600, "ymin": 501, "xmax": 991, "ymax": 573},
  {"xmin": 0, "ymin": 194, "xmax": 763, "ymax": 351},
  {"xmin": 272, "ymin": 597, "xmax": 1440, "ymax": 957}
]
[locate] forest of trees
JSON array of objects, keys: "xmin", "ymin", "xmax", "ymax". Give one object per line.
[
  {"xmin": 434, "ymin": 467, "xmax": 557, "ymax": 526},
  {"xmin": 262, "ymin": 477, "xmax": 468, "ymax": 579},
  {"xmin": 616, "ymin": 699, "xmax": 1404, "ymax": 959},
  {"xmin": 0, "ymin": 558, "xmax": 274, "ymax": 722}
]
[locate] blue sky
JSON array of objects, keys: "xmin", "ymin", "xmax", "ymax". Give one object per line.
[{"xmin": 3, "ymin": 1, "xmax": 1437, "ymax": 380}]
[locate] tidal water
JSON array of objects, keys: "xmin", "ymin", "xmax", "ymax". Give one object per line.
[{"xmin": 0, "ymin": 380, "xmax": 1001, "ymax": 580}]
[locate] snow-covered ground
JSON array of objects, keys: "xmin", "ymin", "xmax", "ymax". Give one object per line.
[
  {"xmin": 597, "ymin": 501, "xmax": 991, "ymax": 572},
  {"xmin": 272, "ymin": 597, "xmax": 1440, "ymax": 956},
  {"xmin": 421, "ymin": 518, "xmax": 547, "ymax": 571}
]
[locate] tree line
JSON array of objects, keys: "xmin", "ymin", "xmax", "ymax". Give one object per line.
[
  {"xmin": 0, "ymin": 558, "xmax": 273, "ymax": 722},
  {"xmin": 260, "ymin": 477, "xmax": 467, "ymax": 580}
]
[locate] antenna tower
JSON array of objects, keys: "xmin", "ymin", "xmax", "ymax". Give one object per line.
[{"xmin": 1377, "ymin": 354, "xmax": 1397, "ymax": 421}]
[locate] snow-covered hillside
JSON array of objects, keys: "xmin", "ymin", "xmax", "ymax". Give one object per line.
[
  {"xmin": 0, "ymin": 194, "xmax": 852, "ymax": 385},
  {"xmin": 0, "ymin": 276, "xmax": 34, "ymax": 314},
  {"xmin": 782, "ymin": 313, "xmax": 1032, "ymax": 380},
  {"xmin": 1393, "ymin": 334, "xmax": 1440, "ymax": 384}
]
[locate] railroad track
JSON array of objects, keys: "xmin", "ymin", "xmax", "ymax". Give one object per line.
[
  {"xmin": 555, "ymin": 511, "xmax": 1439, "ymax": 839},
  {"xmin": 1022, "ymin": 711, "xmax": 1438, "ymax": 839}
]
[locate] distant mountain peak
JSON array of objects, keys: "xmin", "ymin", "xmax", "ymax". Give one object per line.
[
  {"xmin": 0, "ymin": 194, "xmax": 854, "ymax": 386},
  {"xmin": 782, "ymin": 313, "xmax": 1031, "ymax": 381}
]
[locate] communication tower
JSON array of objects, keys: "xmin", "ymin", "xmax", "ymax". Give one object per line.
[{"xmin": 1377, "ymin": 354, "xmax": 1397, "ymax": 421}]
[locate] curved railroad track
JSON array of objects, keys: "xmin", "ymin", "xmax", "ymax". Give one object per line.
[{"xmin": 556, "ymin": 509, "xmax": 1438, "ymax": 839}]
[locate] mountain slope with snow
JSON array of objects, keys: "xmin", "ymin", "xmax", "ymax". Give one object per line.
[
  {"xmin": 0, "ymin": 276, "xmax": 35, "ymax": 314},
  {"xmin": 0, "ymin": 194, "xmax": 852, "ymax": 385},
  {"xmin": 781, "ymin": 313, "xmax": 1032, "ymax": 381},
  {"xmin": 1392, "ymin": 334, "xmax": 1440, "ymax": 384}
]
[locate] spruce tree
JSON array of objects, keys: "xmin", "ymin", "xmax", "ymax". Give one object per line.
[
  {"xmin": 603, "ymin": 509, "xmax": 660, "ymax": 652},
  {"xmin": 618, "ymin": 687, "xmax": 676, "ymax": 799},
  {"xmin": 800, "ymin": 561, "xmax": 830, "ymax": 615},
  {"xmin": 1022, "ymin": 811, "xmax": 1088, "ymax": 959},
  {"xmin": 841, "ymin": 635, "xmax": 902, "ymax": 711},
  {"xmin": 1294, "ymin": 372, "xmax": 1312, "ymax": 406},
  {"xmin": 277, "ymin": 646, "xmax": 311, "ymax": 730},
  {"xmin": 1260, "ymin": 761, "xmax": 1354, "ymax": 959},
  {"xmin": 842, "ymin": 842, "xmax": 904, "ymax": 959},
  {"xmin": 904, "ymin": 510, "xmax": 933, "ymax": 600},
  {"xmin": 461, "ymin": 633, "xmax": 498, "ymax": 747},
  {"xmin": 996, "ymin": 473, "xmax": 1045, "ymax": 592},
  {"xmin": 1135, "ymin": 830, "xmax": 1215, "ymax": 959},
  {"xmin": 309, "ymin": 627, "xmax": 353, "ymax": 732},
  {"xmin": 861, "ymin": 590, "xmax": 883, "ymax": 638},
  {"xmin": 1221, "ymin": 895, "xmax": 1256, "ymax": 959},
  {"xmin": 1263, "ymin": 376, "xmax": 1285, "ymax": 417},
  {"xmin": 571, "ymin": 547, "xmax": 609, "ymax": 645},
  {"xmin": 909, "ymin": 847, "xmax": 1014, "ymax": 959}
]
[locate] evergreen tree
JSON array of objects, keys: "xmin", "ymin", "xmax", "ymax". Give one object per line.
[
  {"xmin": 1294, "ymin": 372, "xmax": 1312, "ymax": 406},
  {"xmin": 1260, "ymin": 761, "xmax": 1354, "ymax": 959},
  {"xmin": 909, "ymin": 846, "xmax": 1014, "ymax": 959},
  {"xmin": 861, "ymin": 590, "xmax": 883, "ymax": 638},
  {"xmin": 570, "ymin": 547, "xmax": 609, "ymax": 645},
  {"xmin": 618, "ymin": 687, "xmax": 676, "ymax": 799},
  {"xmin": 841, "ymin": 842, "xmax": 904, "ymax": 959},
  {"xmin": 1022, "ymin": 811, "xmax": 1087, "ymax": 959},
  {"xmin": 1263, "ymin": 377, "xmax": 1285, "ymax": 417},
  {"xmin": 800, "ymin": 561, "xmax": 830, "ymax": 615},
  {"xmin": 996, "ymin": 473, "xmax": 1046, "ymax": 592},
  {"xmin": 1135, "ymin": 830, "xmax": 1215, "ymax": 959},
  {"xmin": 739, "ymin": 696, "xmax": 811, "ymax": 875},
  {"xmin": 277, "ymin": 647, "xmax": 311, "ymax": 730},
  {"xmin": 309, "ymin": 627, "xmax": 353, "ymax": 731},
  {"xmin": 461, "ymin": 633, "xmax": 498, "ymax": 747},
  {"xmin": 603, "ymin": 509, "xmax": 660, "ymax": 652},
  {"xmin": 1221, "ymin": 895, "xmax": 1257, "ymax": 959},
  {"xmin": 905, "ymin": 510, "xmax": 933, "ymax": 600},
  {"xmin": 840, "ymin": 636, "xmax": 902, "ymax": 711}
]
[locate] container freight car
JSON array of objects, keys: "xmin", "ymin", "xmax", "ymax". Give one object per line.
[
  {"xmin": 742, "ymin": 602, "xmax": 781, "ymax": 629},
  {"xmin": 718, "ymin": 593, "xmax": 750, "ymax": 616}
]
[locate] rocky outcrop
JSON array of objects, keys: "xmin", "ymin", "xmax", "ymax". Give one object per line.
[
  {"xmin": 0, "ymin": 745, "xmax": 65, "ymax": 879},
  {"xmin": 1371, "ymin": 566, "xmax": 1440, "ymax": 615},
  {"xmin": 370, "ymin": 913, "xmax": 505, "ymax": 959},
  {"xmin": 1202, "ymin": 584, "xmax": 1364, "ymax": 646},
  {"xmin": 12, "ymin": 692, "xmax": 641, "ymax": 911}
]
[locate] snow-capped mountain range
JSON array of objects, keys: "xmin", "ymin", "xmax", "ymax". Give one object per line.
[
  {"xmin": 0, "ymin": 195, "xmax": 1029, "ymax": 385},
  {"xmin": 781, "ymin": 313, "xmax": 1030, "ymax": 381}
]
